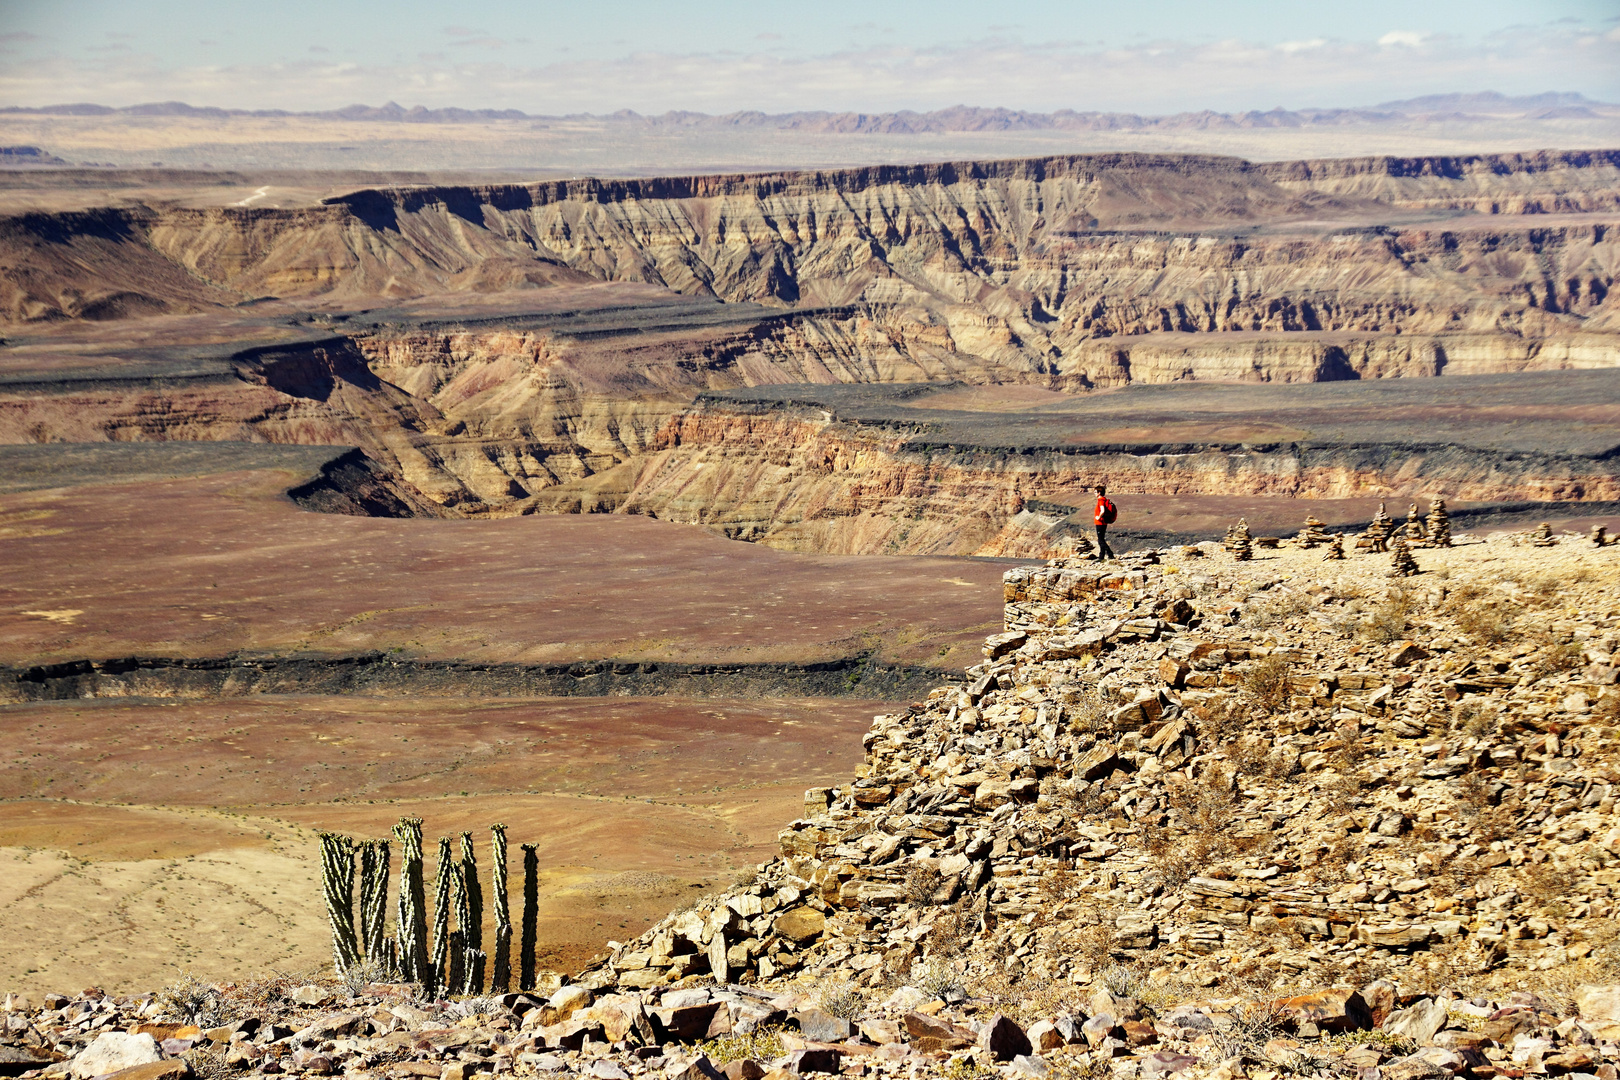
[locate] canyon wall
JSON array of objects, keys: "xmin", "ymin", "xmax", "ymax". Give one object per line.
[
  {"xmin": 5, "ymin": 153, "xmax": 1619, "ymax": 380},
  {"xmin": 3, "ymin": 150, "xmax": 1619, "ymax": 550}
]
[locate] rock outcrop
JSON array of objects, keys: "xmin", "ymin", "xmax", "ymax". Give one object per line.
[{"xmin": 13, "ymin": 529, "xmax": 1620, "ymax": 1080}]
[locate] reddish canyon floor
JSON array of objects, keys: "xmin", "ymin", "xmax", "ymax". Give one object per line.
[
  {"xmin": 0, "ymin": 460, "xmax": 1017, "ymax": 993},
  {"xmin": 0, "ymin": 692, "xmax": 876, "ymax": 994},
  {"xmin": 0, "ymin": 465, "xmax": 1009, "ymax": 669}
]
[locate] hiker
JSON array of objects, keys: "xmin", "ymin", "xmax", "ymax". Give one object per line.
[{"xmin": 1093, "ymin": 484, "xmax": 1118, "ymax": 560}]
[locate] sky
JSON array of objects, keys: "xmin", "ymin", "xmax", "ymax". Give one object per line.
[{"xmin": 0, "ymin": 0, "xmax": 1617, "ymax": 115}]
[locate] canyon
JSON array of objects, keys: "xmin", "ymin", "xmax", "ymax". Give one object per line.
[
  {"xmin": 3, "ymin": 149, "xmax": 1619, "ymax": 553},
  {"xmin": 5, "ymin": 146, "xmax": 1620, "ymax": 992}
]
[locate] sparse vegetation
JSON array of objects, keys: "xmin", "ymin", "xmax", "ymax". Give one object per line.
[
  {"xmin": 815, "ymin": 978, "xmax": 865, "ymax": 1020},
  {"xmin": 154, "ymin": 972, "xmax": 231, "ymax": 1028},
  {"xmin": 1360, "ymin": 587, "xmax": 1415, "ymax": 643},
  {"xmin": 919, "ymin": 956, "xmax": 965, "ymax": 999},
  {"xmin": 905, "ymin": 862, "xmax": 945, "ymax": 905},
  {"xmin": 1242, "ymin": 589, "xmax": 1311, "ymax": 629},
  {"xmin": 696, "ymin": 1025, "xmax": 785, "ymax": 1064},
  {"xmin": 1241, "ymin": 655, "xmax": 1292, "ymax": 710},
  {"xmin": 1444, "ymin": 583, "xmax": 1519, "ymax": 643}
]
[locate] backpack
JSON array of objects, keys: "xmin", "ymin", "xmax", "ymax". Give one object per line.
[{"xmin": 1099, "ymin": 497, "xmax": 1117, "ymax": 525}]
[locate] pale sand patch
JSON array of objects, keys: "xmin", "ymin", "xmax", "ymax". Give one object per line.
[{"xmin": 0, "ymin": 807, "xmax": 328, "ymax": 995}]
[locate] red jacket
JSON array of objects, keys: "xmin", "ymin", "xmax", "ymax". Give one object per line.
[{"xmin": 1095, "ymin": 495, "xmax": 1117, "ymax": 525}]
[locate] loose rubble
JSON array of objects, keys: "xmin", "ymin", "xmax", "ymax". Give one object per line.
[{"xmin": 10, "ymin": 529, "xmax": 1620, "ymax": 1080}]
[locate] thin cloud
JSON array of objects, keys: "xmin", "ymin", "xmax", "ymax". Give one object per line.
[{"xmin": 0, "ymin": 28, "xmax": 1614, "ymax": 114}]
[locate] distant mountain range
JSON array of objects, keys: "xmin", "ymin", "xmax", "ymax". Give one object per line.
[{"xmin": 3, "ymin": 92, "xmax": 1613, "ymax": 131}]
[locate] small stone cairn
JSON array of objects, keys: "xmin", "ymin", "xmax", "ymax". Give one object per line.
[
  {"xmin": 1052, "ymin": 533, "xmax": 1095, "ymax": 560},
  {"xmin": 1296, "ymin": 515, "xmax": 1331, "ymax": 548},
  {"xmin": 1532, "ymin": 521, "xmax": 1558, "ymax": 547},
  {"xmin": 1364, "ymin": 502, "xmax": 1393, "ymax": 552},
  {"xmin": 1403, "ymin": 502, "xmax": 1427, "ymax": 541},
  {"xmin": 1389, "ymin": 534, "xmax": 1420, "ymax": 576},
  {"xmin": 1324, "ymin": 532, "xmax": 1345, "ymax": 560},
  {"xmin": 1427, "ymin": 496, "xmax": 1452, "ymax": 548},
  {"xmin": 1229, "ymin": 518, "xmax": 1253, "ymax": 561},
  {"xmin": 1594, "ymin": 524, "xmax": 1609, "ymax": 547}
]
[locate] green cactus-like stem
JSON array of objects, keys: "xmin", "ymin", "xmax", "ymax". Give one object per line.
[
  {"xmin": 392, "ymin": 818, "xmax": 432, "ymax": 994},
  {"xmin": 520, "ymin": 843, "xmax": 539, "ymax": 991},
  {"xmin": 358, "ymin": 839, "xmax": 391, "ymax": 969},
  {"xmin": 489, "ymin": 824, "xmax": 512, "ymax": 993},
  {"xmin": 460, "ymin": 832, "xmax": 485, "ymax": 993},
  {"xmin": 320, "ymin": 832, "xmax": 360, "ymax": 976}
]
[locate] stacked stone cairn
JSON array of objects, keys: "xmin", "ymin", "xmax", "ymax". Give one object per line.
[
  {"xmin": 1324, "ymin": 532, "xmax": 1346, "ymax": 560},
  {"xmin": 1533, "ymin": 522, "xmax": 1558, "ymax": 547},
  {"xmin": 1296, "ymin": 516, "xmax": 1331, "ymax": 548},
  {"xmin": 14, "ymin": 537, "xmax": 1620, "ymax": 1080},
  {"xmin": 1389, "ymin": 534, "xmax": 1420, "ymax": 577},
  {"xmin": 1427, "ymin": 498, "xmax": 1453, "ymax": 548},
  {"xmin": 1363, "ymin": 503, "xmax": 1393, "ymax": 553},
  {"xmin": 1228, "ymin": 519, "xmax": 1253, "ymax": 561},
  {"xmin": 1404, "ymin": 503, "xmax": 1427, "ymax": 542}
]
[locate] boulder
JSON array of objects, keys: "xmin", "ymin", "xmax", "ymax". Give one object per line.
[
  {"xmin": 1277, "ymin": 988, "xmax": 1372, "ymax": 1032},
  {"xmin": 546, "ymin": 985, "xmax": 592, "ymax": 1023},
  {"xmin": 982, "ymin": 1014, "xmax": 1032, "ymax": 1061},
  {"xmin": 1140, "ymin": 1052, "xmax": 1199, "ymax": 1079},
  {"xmin": 70, "ymin": 1034, "xmax": 161, "ymax": 1080},
  {"xmin": 792, "ymin": 1009, "xmax": 853, "ymax": 1043},
  {"xmin": 1383, "ymin": 998, "xmax": 1451, "ymax": 1044},
  {"xmin": 773, "ymin": 908, "xmax": 826, "ymax": 944},
  {"xmin": 1027, "ymin": 1020, "xmax": 1066, "ymax": 1051},
  {"xmin": 901, "ymin": 1012, "xmax": 976, "ymax": 1052}
]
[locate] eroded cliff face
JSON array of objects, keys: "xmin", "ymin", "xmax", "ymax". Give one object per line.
[
  {"xmin": 587, "ymin": 403, "xmax": 1620, "ymax": 556},
  {"xmin": 4, "ymin": 151, "xmax": 1619, "ymax": 552},
  {"xmin": 5, "ymin": 153, "xmax": 1618, "ymax": 385}
]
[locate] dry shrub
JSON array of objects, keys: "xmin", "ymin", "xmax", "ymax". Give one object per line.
[
  {"xmin": 1323, "ymin": 769, "xmax": 1367, "ymax": 815},
  {"xmin": 698, "ymin": 1025, "xmax": 786, "ymax": 1064},
  {"xmin": 1039, "ymin": 867, "xmax": 1080, "ymax": 907},
  {"xmin": 1055, "ymin": 919, "xmax": 1117, "ymax": 973},
  {"xmin": 1143, "ymin": 824, "xmax": 1196, "ymax": 888},
  {"xmin": 1050, "ymin": 1058, "xmax": 1111, "ymax": 1080},
  {"xmin": 1243, "ymin": 590, "xmax": 1311, "ymax": 629},
  {"xmin": 1155, "ymin": 769, "xmax": 1240, "ymax": 877},
  {"xmin": 1513, "ymin": 571, "xmax": 1566, "ymax": 607},
  {"xmin": 1430, "ymin": 855, "xmax": 1486, "ymax": 897},
  {"xmin": 1455, "ymin": 700, "xmax": 1500, "ymax": 738},
  {"xmin": 816, "ymin": 978, "xmax": 866, "ymax": 1019},
  {"xmin": 1521, "ymin": 861, "xmax": 1572, "ymax": 918},
  {"xmin": 1361, "ymin": 588, "xmax": 1416, "ymax": 644},
  {"xmin": 1473, "ymin": 794, "xmax": 1522, "ymax": 843},
  {"xmin": 1452, "ymin": 771, "xmax": 1494, "ymax": 811},
  {"xmin": 1534, "ymin": 637, "xmax": 1584, "ymax": 677},
  {"xmin": 1066, "ymin": 688, "xmax": 1110, "ymax": 733},
  {"xmin": 1333, "ymin": 737, "xmax": 1369, "ymax": 771},
  {"xmin": 1208, "ymin": 998, "xmax": 1289, "ymax": 1060},
  {"xmin": 1445, "ymin": 583, "xmax": 1519, "ymax": 643},
  {"xmin": 926, "ymin": 897, "xmax": 977, "ymax": 956},
  {"xmin": 154, "ymin": 973, "xmax": 231, "ymax": 1027},
  {"xmin": 906, "ymin": 863, "xmax": 945, "ymax": 905},
  {"xmin": 1241, "ymin": 656, "xmax": 1292, "ymax": 711},
  {"xmin": 1225, "ymin": 735, "xmax": 1274, "ymax": 777},
  {"xmin": 1198, "ymin": 696, "xmax": 1256, "ymax": 744},
  {"xmin": 918, "ymin": 956, "xmax": 964, "ymax": 999}
]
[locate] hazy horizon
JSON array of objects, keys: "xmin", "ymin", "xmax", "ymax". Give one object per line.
[{"xmin": 1, "ymin": 0, "xmax": 1616, "ymax": 116}]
